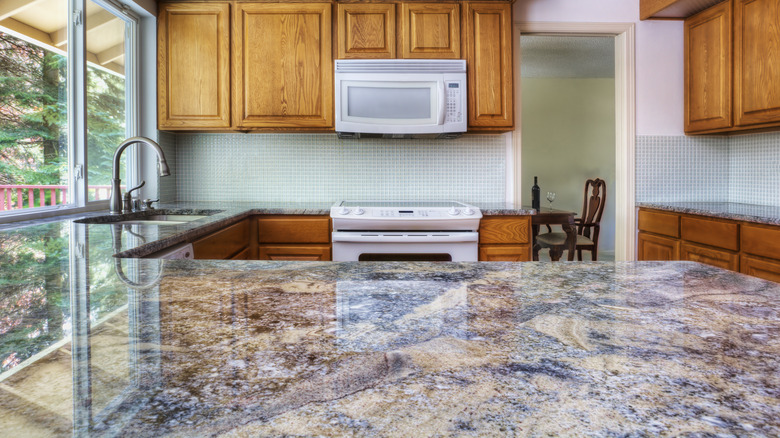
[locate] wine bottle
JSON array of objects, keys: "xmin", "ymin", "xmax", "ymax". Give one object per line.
[{"xmin": 532, "ymin": 176, "xmax": 540, "ymax": 211}]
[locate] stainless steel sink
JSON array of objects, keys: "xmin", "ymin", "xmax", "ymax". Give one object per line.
[{"xmin": 76, "ymin": 210, "xmax": 222, "ymax": 225}]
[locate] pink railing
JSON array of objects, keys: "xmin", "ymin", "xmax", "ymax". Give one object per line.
[{"xmin": 0, "ymin": 185, "xmax": 113, "ymax": 211}]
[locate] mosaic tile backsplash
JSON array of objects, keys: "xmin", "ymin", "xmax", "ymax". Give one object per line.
[
  {"xmin": 637, "ymin": 132, "xmax": 780, "ymax": 207},
  {"xmin": 161, "ymin": 134, "xmax": 507, "ymax": 204}
]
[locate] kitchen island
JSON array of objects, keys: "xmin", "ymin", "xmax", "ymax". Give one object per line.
[{"xmin": 1, "ymin": 207, "xmax": 779, "ymax": 436}]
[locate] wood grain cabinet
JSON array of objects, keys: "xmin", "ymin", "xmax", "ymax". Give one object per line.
[
  {"xmin": 257, "ymin": 215, "xmax": 331, "ymax": 261},
  {"xmin": 463, "ymin": 1, "xmax": 514, "ymax": 130},
  {"xmin": 478, "ymin": 216, "xmax": 532, "ymax": 261},
  {"xmin": 685, "ymin": 0, "xmax": 780, "ymax": 134},
  {"xmin": 336, "ymin": 3, "xmax": 396, "ymax": 59},
  {"xmin": 157, "ymin": 2, "xmax": 231, "ymax": 129},
  {"xmin": 399, "ymin": 3, "xmax": 460, "ymax": 59},
  {"xmin": 192, "ymin": 219, "xmax": 251, "ymax": 260},
  {"xmin": 234, "ymin": 3, "xmax": 332, "ymax": 129},
  {"xmin": 638, "ymin": 208, "xmax": 780, "ymax": 283}
]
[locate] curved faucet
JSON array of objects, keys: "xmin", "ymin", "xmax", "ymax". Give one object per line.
[{"xmin": 110, "ymin": 136, "xmax": 171, "ymax": 214}]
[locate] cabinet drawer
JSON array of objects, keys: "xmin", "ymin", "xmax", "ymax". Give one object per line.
[
  {"xmin": 741, "ymin": 224, "xmax": 780, "ymax": 259},
  {"xmin": 681, "ymin": 216, "xmax": 738, "ymax": 251},
  {"xmin": 192, "ymin": 219, "xmax": 249, "ymax": 259},
  {"xmin": 740, "ymin": 254, "xmax": 780, "ymax": 283},
  {"xmin": 258, "ymin": 245, "xmax": 331, "ymax": 261},
  {"xmin": 479, "ymin": 216, "xmax": 531, "ymax": 244},
  {"xmin": 638, "ymin": 209, "xmax": 680, "ymax": 238},
  {"xmin": 257, "ymin": 216, "xmax": 330, "ymax": 244},
  {"xmin": 637, "ymin": 232, "xmax": 680, "ymax": 261},
  {"xmin": 478, "ymin": 245, "xmax": 530, "ymax": 262},
  {"xmin": 680, "ymin": 242, "xmax": 739, "ymax": 271}
]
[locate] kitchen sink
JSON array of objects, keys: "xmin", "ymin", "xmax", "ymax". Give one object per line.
[{"xmin": 76, "ymin": 210, "xmax": 223, "ymax": 226}]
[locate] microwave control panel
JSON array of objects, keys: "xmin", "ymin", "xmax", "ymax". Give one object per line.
[{"xmin": 445, "ymin": 81, "xmax": 463, "ymax": 124}]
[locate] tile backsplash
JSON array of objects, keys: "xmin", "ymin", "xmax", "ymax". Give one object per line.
[
  {"xmin": 637, "ymin": 132, "xmax": 780, "ymax": 207},
  {"xmin": 160, "ymin": 133, "xmax": 507, "ymax": 204}
]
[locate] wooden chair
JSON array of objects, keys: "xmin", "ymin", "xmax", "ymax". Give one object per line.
[{"xmin": 536, "ymin": 178, "xmax": 607, "ymax": 261}]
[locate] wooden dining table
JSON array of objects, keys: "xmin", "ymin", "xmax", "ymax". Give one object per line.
[{"xmin": 528, "ymin": 207, "xmax": 577, "ymax": 261}]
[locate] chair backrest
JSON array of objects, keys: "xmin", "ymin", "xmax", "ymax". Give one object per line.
[{"xmin": 580, "ymin": 178, "xmax": 607, "ymax": 229}]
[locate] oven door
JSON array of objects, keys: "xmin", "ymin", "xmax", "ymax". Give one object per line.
[{"xmin": 332, "ymin": 231, "xmax": 478, "ymax": 262}]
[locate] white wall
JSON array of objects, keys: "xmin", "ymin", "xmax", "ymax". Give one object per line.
[{"xmin": 514, "ymin": 0, "xmax": 685, "ymax": 136}]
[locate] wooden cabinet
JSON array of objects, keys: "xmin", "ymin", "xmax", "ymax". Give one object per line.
[
  {"xmin": 478, "ymin": 216, "xmax": 532, "ymax": 261},
  {"xmin": 684, "ymin": 1, "xmax": 732, "ymax": 133},
  {"xmin": 257, "ymin": 215, "xmax": 331, "ymax": 261},
  {"xmin": 638, "ymin": 208, "xmax": 780, "ymax": 283},
  {"xmin": 641, "ymin": 0, "xmax": 726, "ymax": 20},
  {"xmin": 157, "ymin": 2, "xmax": 231, "ymax": 129},
  {"xmin": 399, "ymin": 3, "xmax": 460, "ymax": 59},
  {"xmin": 234, "ymin": 3, "xmax": 332, "ymax": 129},
  {"xmin": 192, "ymin": 219, "xmax": 251, "ymax": 260},
  {"xmin": 685, "ymin": 0, "xmax": 780, "ymax": 134},
  {"xmin": 734, "ymin": 0, "xmax": 780, "ymax": 127},
  {"xmin": 336, "ymin": 3, "xmax": 396, "ymax": 59},
  {"xmin": 463, "ymin": 1, "xmax": 514, "ymax": 130}
]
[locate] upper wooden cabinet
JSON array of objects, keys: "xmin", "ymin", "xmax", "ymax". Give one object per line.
[
  {"xmin": 399, "ymin": 3, "xmax": 460, "ymax": 59},
  {"xmin": 685, "ymin": 0, "xmax": 780, "ymax": 134},
  {"xmin": 336, "ymin": 3, "xmax": 396, "ymax": 59},
  {"xmin": 684, "ymin": 1, "xmax": 732, "ymax": 132},
  {"xmin": 734, "ymin": 0, "xmax": 780, "ymax": 127},
  {"xmin": 234, "ymin": 3, "xmax": 333, "ymax": 129},
  {"xmin": 641, "ymin": 0, "xmax": 726, "ymax": 19},
  {"xmin": 158, "ymin": 3, "xmax": 231, "ymax": 129},
  {"xmin": 463, "ymin": 2, "xmax": 514, "ymax": 130}
]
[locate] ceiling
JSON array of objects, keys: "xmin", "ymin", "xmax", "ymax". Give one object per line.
[
  {"xmin": 0, "ymin": 0, "xmax": 125, "ymax": 75},
  {"xmin": 520, "ymin": 35, "xmax": 615, "ymax": 79}
]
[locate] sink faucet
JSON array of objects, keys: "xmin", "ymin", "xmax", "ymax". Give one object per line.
[{"xmin": 110, "ymin": 136, "xmax": 171, "ymax": 214}]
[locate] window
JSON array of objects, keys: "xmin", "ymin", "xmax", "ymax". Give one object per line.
[{"xmin": 0, "ymin": 0, "xmax": 138, "ymax": 219}]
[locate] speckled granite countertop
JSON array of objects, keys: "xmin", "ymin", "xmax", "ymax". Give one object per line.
[
  {"xmin": 2, "ymin": 203, "xmax": 779, "ymax": 436},
  {"xmin": 638, "ymin": 202, "xmax": 780, "ymax": 226}
]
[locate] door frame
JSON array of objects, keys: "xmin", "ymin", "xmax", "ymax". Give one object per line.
[{"xmin": 512, "ymin": 22, "xmax": 636, "ymax": 261}]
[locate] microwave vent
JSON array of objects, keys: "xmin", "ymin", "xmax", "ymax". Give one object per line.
[{"xmin": 335, "ymin": 59, "xmax": 466, "ymax": 74}]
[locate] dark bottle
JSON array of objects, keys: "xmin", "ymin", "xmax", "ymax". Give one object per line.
[{"xmin": 531, "ymin": 176, "xmax": 540, "ymax": 211}]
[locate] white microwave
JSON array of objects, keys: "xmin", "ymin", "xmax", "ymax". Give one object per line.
[{"xmin": 334, "ymin": 59, "xmax": 467, "ymax": 138}]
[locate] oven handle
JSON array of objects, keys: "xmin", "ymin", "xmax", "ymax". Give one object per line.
[{"xmin": 332, "ymin": 231, "xmax": 479, "ymax": 243}]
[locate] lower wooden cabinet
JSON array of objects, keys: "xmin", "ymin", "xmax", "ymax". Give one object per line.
[
  {"xmin": 258, "ymin": 245, "xmax": 331, "ymax": 261},
  {"xmin": 638, "ymin": 207, "xmax": 780, "ymax": 283},
  {"xmin": 680, "ymin": 242, "xmax": 739, "ymax": 271},
  {"xmin": 478, "ymin": 215, "xmax": 532, "ymax": 261},
  {"xmin": 192, "ymin": 219, "xmax": 251, "ymax": 260},
  {"xmin": 638, "ymin": 232, "xmax": 680, "ymax": 261}
]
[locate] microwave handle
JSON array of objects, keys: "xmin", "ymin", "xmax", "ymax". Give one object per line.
[{"xmin": 438, "ymin": 81, "xmax": 446, "ymax": 125}]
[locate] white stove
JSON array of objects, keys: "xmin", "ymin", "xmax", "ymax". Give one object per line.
[{"xmin": 331, "ymin": 201, "xmax": 482, "ymax": 262}]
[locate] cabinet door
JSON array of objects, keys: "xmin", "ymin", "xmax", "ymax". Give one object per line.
[
  {"xmin": 638, "ymin": 232, "xmax": 680, "ymax": 261},
  {"xmin": 740, "ymin": 255, "xmax": 780, "ymax": 283},
  {"xmin": 192, "ymin": 219, "xmax": 249, "ymax": 259},
  {"xmin": 158, "ymin": 2, "xmax": 231, "ymax": 129},
  {"xmin": 257, "ymin": 216, "xmax": 331, "ymax": 244},
  {"xmin": 680, "ymin": 242, "xmax": 739, "ymax": 271},
  {"xmin": 337, "ymin": 3, "xmax": 395, "ymax": 59},
  {"xmin": 479, "ymin": 245, "xmax": 530, "ymax": 262},
  {"xmin": 479, "ymin": 216, "xmax": 531, "ymax": 244},
  {"xmin": 399, "ymin": 3, "xmax": 460, "ymax": 59},
  {"xmin": 234, "ymin": 3, "xmax": 332, "ymax": 129},
  {"xmin": 463, "ymin": 2, "xmax": 513, "ymax": 129},
  {"xmin": 258, "ymin": 245, "xmax": 331, "ymax": 261},
  {"xmin": 684, "ymin": 1, "xmax": 732, "ymax": 133},
  {"xmin": 734, "ymin": 0, "xmax": 780, "ymax": 127}
]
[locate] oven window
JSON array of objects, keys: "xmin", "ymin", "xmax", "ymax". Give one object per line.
[{"xmin": 358, "ymin": 253, "xmax": 452, "ymax": 262}]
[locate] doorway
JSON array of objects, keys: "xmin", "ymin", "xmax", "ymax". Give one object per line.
[{"xmin": 521, "ymin": 35, "xmax": 616, "ymax": 260}]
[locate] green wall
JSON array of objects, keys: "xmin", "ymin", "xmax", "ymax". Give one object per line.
[{"xmin": 521, "ymin": 78, "xmax": 616, "ymax": 256}]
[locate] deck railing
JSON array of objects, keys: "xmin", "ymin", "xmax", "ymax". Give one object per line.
[{"xmin": 0, "ymin": 185, "xmax": 113, "ymax": 211}]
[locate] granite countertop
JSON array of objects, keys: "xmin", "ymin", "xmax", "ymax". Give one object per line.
[
  {"xmin": 637, "ymin": 202, "xmax": 780, "ymax": 226},
  {"xmin": 1, "ymin": 203, "xmax": 779, "ymax": 436}
]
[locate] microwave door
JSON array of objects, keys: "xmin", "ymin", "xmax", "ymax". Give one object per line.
[{"xmin": 437, "ymin": 81, "xmax": 446, "ymax": 125}]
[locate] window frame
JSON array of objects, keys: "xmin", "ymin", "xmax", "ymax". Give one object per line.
[{"xmin": 0, "ymin": 0, "xmax": 141, "ymax": 224}]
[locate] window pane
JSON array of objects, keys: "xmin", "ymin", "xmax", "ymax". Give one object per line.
[
  {"xmin": 0, "ymin": 24, "xmax": 70, "ymax": 211},
  {"xmin": 86, "ymin": 0, "xmax": 128, "ymax": 202}
]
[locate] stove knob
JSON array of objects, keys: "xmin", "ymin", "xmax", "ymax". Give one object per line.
[
  {"xmin": 463, "ymin": 208, "xmax": 475, "ymax": 216},
  {"xmin": 354, "ymin": 207, "xmax": 365, "ymax": 215},
  {"xmin": 339, "ymin": 207, "xmax": 350, "ymax": 215},
  {"xmin": 448, "ymin": 207, "xmax": 460, "ymax": 216}
]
